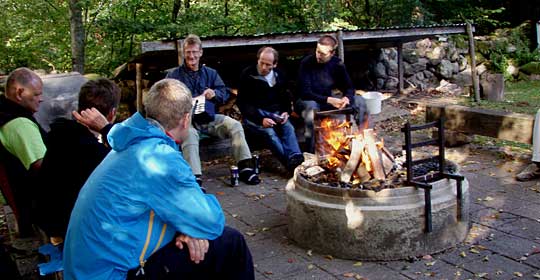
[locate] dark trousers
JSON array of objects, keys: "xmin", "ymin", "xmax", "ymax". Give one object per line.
[{"xmin": 127, "ymin": 226, "xmax": 254, "ymax": 280}]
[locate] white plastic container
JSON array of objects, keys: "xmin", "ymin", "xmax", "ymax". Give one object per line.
[{"xmin": 362, "ymin": 91, "xmax": 383, "ymax": 114}]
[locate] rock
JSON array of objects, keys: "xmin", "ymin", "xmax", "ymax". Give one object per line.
[
  {"xmin": 458, "ymin": 55, "xmax": 468, "ymax": 71},
  {"xmin": 387, "ymin": 61, "xmax": 398, "ymax": 77},
  {"xmin": 429, "ymin": 58, "xmax": 442, "ymax": 66},
  {"xmin": 452, "ymin": 67, "xmax": 472, "ymax": 86},
  {"xmin": 416, "ymin": 38, "xmax": 432, "ymax": 57},
  {"xmin": 376, "ymin": 78, "xmax": 385, "ymax": 89},
  {"xmin": 438, "ymin": 59, "xmax": 454, "ymax": 79},
  {"xmin": 374, "ymin": 62, "xmax": 387, "ymax": 78},
  {"xmin": 384, "ymin": 77, "xmax": 399, "ymax": 90},
  {"xmin": 436, "ymin": 79, "xmax": 463, "ymax": 95},
  {"xmin": 403, "ymin": 49, "xmax": 419, "ymax": 64},
  {"xmin": 426, "ymin": 46, "xmax": 445, "ymax": 60},
  {"xmin": 476, "ymin": 64, "xmax": 488, "ymax": 76},
  {"xmin": 452, "ymin": 62, "xmax": 459, "ymax": 74},
  {"xmin": 506, "ymin": 63, "xmax": 519, "ymax": 77},
  {"xmin": 520, "ymin": 62, "xmax": 540, "ymax": 75},
  {"xmin": 414, "ymin": 71, "xmax": 425, "ymax": 81}
]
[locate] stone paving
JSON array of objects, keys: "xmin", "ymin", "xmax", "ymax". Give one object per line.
[{"xmin": 202, "ymin": 146, "xmax": 540, "ymax": 280}]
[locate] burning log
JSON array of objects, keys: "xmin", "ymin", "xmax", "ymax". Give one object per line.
[
  {"xmin": 356, "ymin": 162, "xmax": 371, "ymax": 182},
  {"xmin": 364, "ymin": 129, "xmax": 385, "ymax": 180},
  {"xmin": 340, "ymin": 138, "xmax": 364, "ymax": 182}
]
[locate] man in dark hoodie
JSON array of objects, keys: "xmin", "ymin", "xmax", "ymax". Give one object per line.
[
  {"xmin": 0, "ymin": 67, "xmax": 45, "ymax": 237},
  {"xmin": 237, "ymin": 47, "xmax": 304, "ymax": 170},
  {"xmin": 166, "ymin": 34, "xmax": 260, "ymax": 186},
  {"xmin": 36, "ymin": 78, "xmax": 120, "ymax": 242},
  {"xmin": 296, "ymin": 35, "xmax": 366, "ymax": 153}
]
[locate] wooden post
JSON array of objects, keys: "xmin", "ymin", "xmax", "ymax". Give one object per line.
[
  {"xmin": 466, "ymin": 23, "xmax": 480, "ymax": 102},
  {"xmin": 337, "ymin": 30, "xmax": 345, "ymax": 62},
  {"xmin": 536, "ymin": 20, "xmax": 540, "ymax": 49},
  {"xmin": 397, "ymin": 42, "xmax": 404, "ymax": 94},
  {"xmin": 175, "ymin": 39, "xmax": 184, "ymax": 66},
  {"xmin": 136, "ymin": 63, "xmax": 143, "ymax": 113}
]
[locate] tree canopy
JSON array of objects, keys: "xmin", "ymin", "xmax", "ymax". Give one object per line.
[{"xmin": 0, "ymin": 0, "xmax": 537, "ymax": 76}]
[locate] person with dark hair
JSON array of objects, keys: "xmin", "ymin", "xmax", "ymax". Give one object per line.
[
  {"xmin": 238, "ymin": 46, "xmax": 304, "ymax": 169},
  {"xmin": 63, "ymin": 79, "xmax": 254, "ymax": 280},
  {"xmin": 166, "ymin": 34, "xmax": 260, "ymax": 186},
  {"xmin": 0, "ymin": 67, "xmax": 45, "ymax": 237},
  {"xmin": 36, "ymin": 78, "xmax": 121, "ymax": 242},
  {"xmin": 296, "ymin": 35, "xmax": 367, "ymax": 153}
]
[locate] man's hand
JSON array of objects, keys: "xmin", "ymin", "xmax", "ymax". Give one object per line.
[
  {"xmin": 262, "ymin": 118, "xmax": 276, "ymax": 128},
  {"xmin": 279, "ymin": 112, "xmax": 289, "ymax": 124},
  {"xmin": 203, "ymin": 88, "xmax": 216, "ymax": 100},
  {"xmin": 175, "ymin": 234, "xmax": 209, "ymax": 264},
  {"xmin": 73, "ymin": 108, "xmax": 109, "ymax": 132},
  {"xmin": 327, "ymin": 97, "xmax": 349, "ymax": 109}
]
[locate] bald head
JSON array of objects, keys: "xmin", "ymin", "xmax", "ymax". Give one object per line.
[{"xmin": 5, "ymin": 68, "xmax": 43, "ymax": 113}]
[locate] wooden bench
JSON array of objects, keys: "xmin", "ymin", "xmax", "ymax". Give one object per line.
[{"xmin": 426, "ymin": 104, "xmax": 534, "ymax": 144}]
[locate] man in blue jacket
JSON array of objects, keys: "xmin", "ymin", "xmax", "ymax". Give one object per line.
[
  {"xmin": 297, "ymin": 35, "xmax": 367, "ymax": 153},
  {"xmin": 63, "ymin": 79, "xmax": 254, "ymax": 280},
  {"xmin": 166, "ymin": 34, "xmax": 260, "ymax": 185},
  {"xmin": 238, "ymin": 46, "xmax": 304, "ymax": 170}
]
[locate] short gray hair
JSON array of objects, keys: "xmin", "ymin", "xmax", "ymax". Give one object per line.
[{"xmin": 143, "ymin": 79, "xmax": 192, "ymax": 130}]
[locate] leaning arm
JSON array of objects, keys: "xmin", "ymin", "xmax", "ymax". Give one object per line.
[{"xmin": 1, "ymin": 118, "xmax": 46, "ymax": 170}]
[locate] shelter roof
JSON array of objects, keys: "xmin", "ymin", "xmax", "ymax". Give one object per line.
[{"xmin": 113, "ymin": 23, "xmax": 473, "ymax": 80}]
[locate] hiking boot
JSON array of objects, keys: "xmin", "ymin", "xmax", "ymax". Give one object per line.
[
  {"xmin": 288, "ymin": 154, "xmax": 305, "ymax": 170},
  {"xmin": 516, "ymin": 163, "xmax": 540, "ymax": 182}
]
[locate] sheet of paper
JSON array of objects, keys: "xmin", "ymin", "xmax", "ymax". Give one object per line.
[{"xmin": 193, "ymin": 95, "xmax": 205, "ymax": 114}]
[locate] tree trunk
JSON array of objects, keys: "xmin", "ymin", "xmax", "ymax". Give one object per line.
[
  {"xmin": 69, "ymin": 0, "xmax": 85, "ymax": 74},
  {"xmin": 172, "ymin": 0, "xmax": 182, "ymax": 22}
]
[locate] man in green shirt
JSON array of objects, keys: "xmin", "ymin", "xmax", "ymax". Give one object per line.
[{"xmin": 0, "ymin": 67, "xmax": 45, "ymax": 236}]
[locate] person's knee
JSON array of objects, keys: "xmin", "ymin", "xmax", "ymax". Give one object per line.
[
  {"xmin": 226, "ymin": 118, "xmax": 244, "ymax": 135},
  {"xmin": 183, "ymin": 128, "xmax": 200, "ymax": 146}
]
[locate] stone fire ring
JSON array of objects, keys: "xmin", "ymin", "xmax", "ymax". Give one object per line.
[{"xmin": 286, "ymin": 167, "xmax": 470, "ymax": 261}]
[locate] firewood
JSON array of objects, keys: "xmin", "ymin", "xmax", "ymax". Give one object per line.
[
  {"xmin": 381, "ymin": 149, "xmax": 395, "ymax": 176},
  {"xmin": 340, "ymin": 138, "xmax": 364, "ymax": 182},
  {"xmin": 356, "ymin": 162, "xmax": 371, "ymax": 182},
  {"xmin": 364, "ymin": 129, "xmax": 385, "ymax": 180}
]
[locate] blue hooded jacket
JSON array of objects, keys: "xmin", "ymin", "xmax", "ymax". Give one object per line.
[{"xmin": 63, "ymin": 112, "xmax": 225, "ymax": 280}]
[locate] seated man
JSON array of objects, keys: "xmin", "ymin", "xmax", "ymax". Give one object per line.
[
  {"xmin": 0, "ymin": 67, "xmax": 46, "ymax": 236},
  {"xmin": 296, "ymin": 35, "xmax": 367, "ymax": 153},
  {"xmin": 63, "ymin": 79, "xmax": 254, "ymax": 280},
  {"xmin": 166, "ymin": 34, "xmax": 260, "ymax": 185},
  {"xmin": 238, "ymin": 46, "xmax": 304, "ymax": 169},
  {"xmin": 36, "ymin": 78, "xmax": 121, "ymax": 242}
]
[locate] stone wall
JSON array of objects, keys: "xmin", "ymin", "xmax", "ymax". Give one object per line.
[{"xmin": 370, "ymin": 36, "xmax": 473, "ymax": 95}]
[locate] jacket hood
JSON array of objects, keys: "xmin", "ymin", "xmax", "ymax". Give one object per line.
[{"xmin": 107, "ymin": 112, "xmax": 177, "ymax": 152}]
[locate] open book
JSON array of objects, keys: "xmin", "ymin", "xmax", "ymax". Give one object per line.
[{"xmin": 192, "ymin": 95, "xmax": 206, "ymax": 115}]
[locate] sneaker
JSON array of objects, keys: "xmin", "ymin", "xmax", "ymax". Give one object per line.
[
  {"xmin": 516, "ymin": 163, "xmax": 540, "ymax": 181},
  {"xmin": 239, "ymin": 168, "xmax": 260, "ymax": 185},
  {"xmin": 288, "ymin": 154, "xmax": 305, "ymax": 169}
]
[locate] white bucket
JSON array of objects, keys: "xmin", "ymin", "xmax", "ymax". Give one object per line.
[{"xmin": 363, "ymin": 91, "xmax": 383, "ymax": 114}]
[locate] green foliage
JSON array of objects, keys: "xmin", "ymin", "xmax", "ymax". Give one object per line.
[{"xmin": 0, "ymin": 0, "xmax": 535, "ymax": 76}]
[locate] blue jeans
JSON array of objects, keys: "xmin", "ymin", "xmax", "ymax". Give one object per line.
[{"xmin": 244, "ymin": 118, "xmax": 302, "ymax": 167}]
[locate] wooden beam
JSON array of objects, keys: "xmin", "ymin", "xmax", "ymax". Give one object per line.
[
  {"xmin": 136, "ymin": 63, "xmax": 143, "ymax": 113},
  {"xmin": 337, "ymin": 30, "xmax": 345, "ymax": 62},
  {"xmin": 397, "ymin": 42, "xmax": 404, "ymax": 94},
  {"xmin": 175, "ymin": 39, "xmax": 184, "ymax": 66},
  {"xmin": 467, "ymin": 23, "xmax": 480, "ymax": 102},
  {"xmin": 426, "ymin": 104, "xmax": 534, "ymax": 144}
]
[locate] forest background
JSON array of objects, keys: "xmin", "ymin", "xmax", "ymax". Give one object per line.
[{"xmin": 0, "ymin": 0, "xmax": 539, "ymax": 77}]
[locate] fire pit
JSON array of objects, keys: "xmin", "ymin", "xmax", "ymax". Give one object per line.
[{"xmin": 286, "ymin": 111, "xmax": 470, "ymax": 260}]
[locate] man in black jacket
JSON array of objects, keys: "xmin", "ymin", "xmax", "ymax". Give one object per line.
[
  {"xmin": 36, "ymin": 78, "xmax": 121, "ymax": 241},
  {"xmin": 0, "ymin": 67, "xmax": 45, "ymax": 237},
  {"xmin": 238, "ymin": 47, "xmax": 303, "ymax": 169},
  {"xmin": 296, "ymin": 35, "xmax": 367, "ymax": 153}
]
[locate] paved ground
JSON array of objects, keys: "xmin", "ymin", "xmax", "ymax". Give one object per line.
[
  {"xmin": 201, "ymin": 146, "xmax": 540, "ymax": 280},
  {"xmin": 4, "ymin": 96, "xmax": 540, "ymax": 279}
]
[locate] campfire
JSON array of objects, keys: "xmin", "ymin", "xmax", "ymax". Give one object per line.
[{"xmin": 300, "ymin": 108, "xmax": 401, "ymax": 191}]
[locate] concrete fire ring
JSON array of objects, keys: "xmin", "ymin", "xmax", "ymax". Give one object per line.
[{"xmin": 286, "ymin": 169, "xmax": 470, "ymax": 261}]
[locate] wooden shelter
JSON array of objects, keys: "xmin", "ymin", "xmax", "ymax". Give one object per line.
[{"xmin": 113, "ymin": 24, "xmax": 478, "ymax": 110}]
